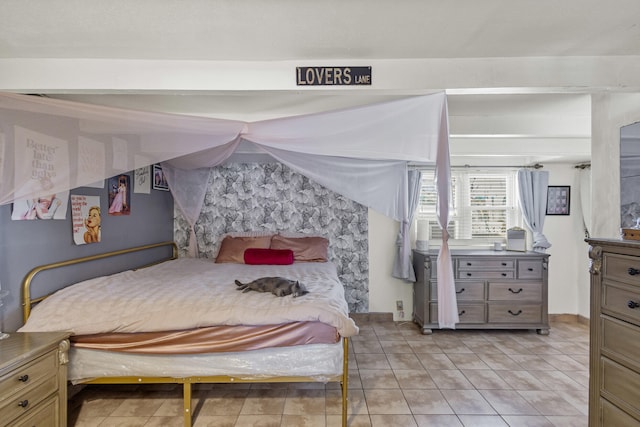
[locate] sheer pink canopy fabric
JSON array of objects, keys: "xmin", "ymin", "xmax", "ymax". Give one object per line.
[{"xmin": 0, "ymin": 91, "xmax": 458, "ymax": 328}]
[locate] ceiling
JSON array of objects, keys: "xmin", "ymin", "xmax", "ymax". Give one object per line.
[{"xmin": 2, "ymin": 0, "xmax": 639, "ymax": 166}]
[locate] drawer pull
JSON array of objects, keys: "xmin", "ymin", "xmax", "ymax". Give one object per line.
[
  {"xmin": 456, "ymin": 288, "xmax": 466, "ymax": 294},
  {"xmin": 628, "ymin": 300, "xmax": 640, "ymax": 309},
  {"xmin": 466, "ymin": 262, "xmax": 472, "ymax": 266},
  {"xmin": 501, "ymin": 262, "xmax": 507, "ymax": 266},
  {"xmin": 466, "ymin": 273, "xmax": 472, "ymax": 277},
  {"xmin": 18, "ymin": 374, "xmax": 29, "ymax": 382},
  {"xmin": 18, "ymin": 399, "xmax": 29, "ymax": 408},
  {"xmin": 501, "ymin": 273, "xmax": 507, "ymax": 277},
  {"xmin": 527, "ymin": 268, "xmax": 534, "ymax": 271},
  {"xmin": 508, "ymin": 309, "xmax": 523, "ymax": 316},
  {"xmin": 628, "ymin": 267, "xmax": 640, "ymax": 276},
  {"xmin": 459, "ymin": 310, "xmax": 466, "ymax": 316},
  {"xmin": 508, "ymin": 288, "xmax": 523, "ymax": 294}
]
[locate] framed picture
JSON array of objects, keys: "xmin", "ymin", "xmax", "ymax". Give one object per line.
[
  {"xmin": 546, "ymin": 185, "xmax": 570, "ymax": 215},
  {"xmin": 152, "ymin": 164, "xmax": 169, "ymax": 191}
]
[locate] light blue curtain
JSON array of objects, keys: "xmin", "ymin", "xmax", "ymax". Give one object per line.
[
  {"xmin": 392, "ymin": 170, "xmax": 422, "ymax": 281},
  {"xmin": 517, "ymin": 169, "xmax": 552, "ymax": 252}
]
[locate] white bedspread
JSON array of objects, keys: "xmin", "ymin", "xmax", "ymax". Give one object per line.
[{"xmin": 19, "ymin": 258, "xmax": 359, "ymax": 337}]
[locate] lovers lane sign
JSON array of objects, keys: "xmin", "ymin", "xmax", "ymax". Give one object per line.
[{"xmin": 296, "ymin": 66, "xmax": 372, "ymax": 86}]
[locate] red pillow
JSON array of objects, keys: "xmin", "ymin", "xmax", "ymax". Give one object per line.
[{"xmin": 244, "ymin": 248, "xmax": 294, "ymax": 265}]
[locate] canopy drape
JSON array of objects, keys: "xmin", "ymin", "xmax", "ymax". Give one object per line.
[{"xmin": 0, "ymin": 91, "xmax": 452, "ymax": 305}]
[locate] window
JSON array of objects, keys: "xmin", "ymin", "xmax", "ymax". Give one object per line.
[{"xmin": 416, "ymin": 168, "xmax": 522, "ymax": 243}]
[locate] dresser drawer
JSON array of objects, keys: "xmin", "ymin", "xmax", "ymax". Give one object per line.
[
  {"xmin": 430, "ymin": 281, "xmax": 484, "ymax": 301},
  {"xmin": 13, "ymin": 395, "xmax": 58, "ymax": 427},
  {"xmin": 458, "ymin": 270, "xmax": 514, "ymax": 280},
  {"xmin": 601, "ymin": 357, "xmax": 640, "ymax": 415},
  {"xmin": 0, "ymin": 375, "xmax": 58, "ymax": 426},
  {"xmin": 601, "ymin": 398, "xmax": 640, "ymax": 427},
  {"xmin": 430, "ymin": 303, "xmax": 485, "ymax": 324},
  {"xmin": 517, "ymin": 260, "xmax": 543, "ymax": 279},
  {"xmin": 602, "ymin": 316, "xmax": 640, "ymax": 370},
  {"xmin": 0, "ymin": 351, "xmax": 57, "ymax": 399},
  {"xmin": 604, "ymin": 253, "xmax": 640, "ymax": 287},
  {"xmin": 602, "ymin": 282, "xmax": 640, "ymax": 324},
  {"xmin": 488, "ymin": 304, "xmax": 542, "ymax": 323},
  {"xmin": 488, "ymin": 282, "xmax": 542, "ymax": 301},
  {"xmin": 458, "ymin": 258, "xmax": 514, "ymax": 270}
]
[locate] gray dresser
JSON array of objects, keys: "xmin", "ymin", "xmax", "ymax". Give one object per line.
[
  {"xmin": 586, "ymin": 238, "xmax": 640, "ymax": 426},
  {"xmin": 412, "ymin": 249, "xmax": 550, "ymax": 335}
]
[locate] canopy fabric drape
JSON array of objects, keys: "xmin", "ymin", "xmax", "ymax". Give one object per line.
[
  {"xmin": 0, "ymin": 91, "xmax": 452, "ymax": 290},
  {"xmin": 434, "ymin": 99, "xmax": 458, "ymax": 329},
  {"xmin": 517, "ymin": 169, "xmax": 552, "ymax": 253},
  {"xmin": 578, "ymin": 167, "xmax": 592, "ymax": 238},
  {"xmin": 392, "ymin": 169, "xmax": 421, "ymax": 282}
]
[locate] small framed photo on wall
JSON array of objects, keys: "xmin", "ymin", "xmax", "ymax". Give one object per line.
[
  {"xmin": 546, "ymin": 185, "xmax": 570, "ymax": 215},
  {"xmin": 152, "ymin": 164, "xmax": 169, "ymax": 191}
]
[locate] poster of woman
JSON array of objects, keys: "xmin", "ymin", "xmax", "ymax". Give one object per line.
[
  {"xmin": 71, "ymin": 195, "xmax": 101, "ymax": 244},
  {"xmin": 11, "ymin": 191, "xmax": 69, "ymax": 220},
  {"xmin": 108, "ymin": 174, "xmax": 130, "ymax": 215}
]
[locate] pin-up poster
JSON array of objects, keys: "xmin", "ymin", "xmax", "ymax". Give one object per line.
[
  {"xmin": 14, "ymin": 126, "xmax": 70, "ymax": 200},
  {"xmin": 108, "ymin": 174, "xmax": 131, "ymax": 215},
  {"xmin": 12, "ymin": 191, "xmax": 69, "ymax": 220},
  {"xmin": 71, "ymin": 195, "xmax": 101, "ymax": 244}
]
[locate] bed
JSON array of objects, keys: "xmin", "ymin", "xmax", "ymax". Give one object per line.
[{"xmin": 19, "ymin": 240, "xmax": 358, "ymax": 427}]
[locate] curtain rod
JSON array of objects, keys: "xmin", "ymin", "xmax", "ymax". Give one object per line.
[{"xmin": 410, "ymin": 163, "xmax": 543, "ymax": 169}]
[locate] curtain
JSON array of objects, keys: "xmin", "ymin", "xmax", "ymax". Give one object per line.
[
  {"xmin": 392, "ymin": 169, "xmax": 421, "ymax": 281},
  {"xmin": 517, "ymin": 169, "xmax": 552, "ymax": 252}
]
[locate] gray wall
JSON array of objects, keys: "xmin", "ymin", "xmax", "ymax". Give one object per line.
[{"xmin": 0, "ymin": 175, "xmax": 174, "ymax": 332}]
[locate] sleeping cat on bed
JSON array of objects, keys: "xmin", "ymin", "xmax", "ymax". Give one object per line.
[{"xmin": 234, "ymin": 277, "xmax": 309, "ymax": 297}]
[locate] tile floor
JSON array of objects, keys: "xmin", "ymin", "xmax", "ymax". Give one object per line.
[{"xmin": 68, "ymin": 320, "xmax": 589, "ymax": 426}]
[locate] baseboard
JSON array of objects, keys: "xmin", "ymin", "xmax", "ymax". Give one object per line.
[
  {"xmin": 349, "ymin": 312, "xmax": 394, "ymax": 323},
  {"xmin": 549, "ymin": 313, "xmax": 590, "ymax": 326}
]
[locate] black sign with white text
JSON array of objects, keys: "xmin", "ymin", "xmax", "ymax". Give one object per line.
[{"xmin": 296, "ymin": 66, "xmax": 372, "ymax": 86}]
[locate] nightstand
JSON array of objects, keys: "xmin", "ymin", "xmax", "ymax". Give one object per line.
[{"xmin": 0, "ymin": 332, "xmax": 70, "ymax": 427}]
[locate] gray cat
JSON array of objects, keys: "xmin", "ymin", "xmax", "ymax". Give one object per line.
[{"xmin": 235, "ymin": 277, "xmax": 309, "ymax": 297}]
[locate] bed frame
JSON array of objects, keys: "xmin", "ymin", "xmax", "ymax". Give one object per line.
[{"xmin": 21, "ymin": 241, "xmax": 350, "ymax": 427}]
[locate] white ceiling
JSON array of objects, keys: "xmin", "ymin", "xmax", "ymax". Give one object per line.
[{"xmin": 2, "ymin": 0, "xmax": 639, "ymax": 166}]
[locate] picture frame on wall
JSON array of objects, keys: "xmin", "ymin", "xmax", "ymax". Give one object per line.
[
  {"xmin": 546, "ymin": 185, "xmax": 570, "ymax": 215},
  {"xmin": 152, "ymin": 164, "xmax": 169, "ymax": 191}
]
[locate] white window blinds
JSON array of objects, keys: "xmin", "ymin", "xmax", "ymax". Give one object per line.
[{"xmin": 417, "ymin": 169, "xmax": 521, "ymax": 242}]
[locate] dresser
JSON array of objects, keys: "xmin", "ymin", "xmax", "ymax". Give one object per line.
[
  {"xmin": 0, "ymin": 332, "xmax": 70, "ymax": 427},
  {"xmin": 587, "ymin": 238, "xmax": 640, "ymax": 426},
  {"xmin": 412, "ymin": 249, "xmax": 550, "ymax": 335}
]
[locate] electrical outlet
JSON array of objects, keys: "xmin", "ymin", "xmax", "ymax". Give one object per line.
[{"xmin": 396, "ymin": 300, "xmax": 403, "ymax": 311}]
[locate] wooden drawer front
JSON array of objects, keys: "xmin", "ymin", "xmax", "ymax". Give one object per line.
[
  {"xmin": 604, "ymin": 253, "xmax": 640, "ymax": 286},
  {"xmin": 430, "ymin": 281, "xmax": 484, "ymax": 301},
  {"xmin": 0, "ymin": 375, "xmax": 57, "ymax": 426},
  {"xmin": 602, "ymin": 316, "xmax": 640, "ymax": 370},
  {"xmin": 517, "ymin": 261, "xmax": 543, "ymax": 279},
  {"xmin": 488, "ymin": 304, "xmax": 542, "ymax": 323},
  {"xmin": 430, "ymin": 303, "xmax": 485, "ymax": 324},
  {"xmin": 458, "ymin": 258, "xmax": 514, "ymax": 270},
  {"xmin": 458, "ymin": 270, "xmax": 514, "ymax": 280},
  {"xmin": 13, "ymin": 396, "xmax": 58, "ymax": 427},
  {"xmin": 601, "ymin": 357, "xmax": 640, "ymax": 415},
  {"xmin": 488, "ymin": 283, "xmax": 542, "ymax": 301},
  {"xmin": 0, "ymin": 351, "xmax": 57, "ymax": 399},
  {"xmin": 602, "ymin": 283, "xmax": 640, "ymax": 324},
  {"xmin": 601, "ymin": 398, "xmax": 640, "ymax": 427}
]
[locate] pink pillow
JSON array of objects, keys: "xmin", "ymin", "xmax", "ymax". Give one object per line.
[
  {"xmin": 244, "ymin": 248, "xmax": 294, "ymax": 265},
  {"xmin": 270, "ymin": 235, "xmax": 329, "ymax": 262},
  {"xmin": 215, "ymin": 235, "xmax": 272, "ymax": 263}
]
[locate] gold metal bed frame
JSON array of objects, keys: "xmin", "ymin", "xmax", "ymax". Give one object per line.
[{"xmin": 21, "ymin": 241, "xmax": 350, "ymax": 427}]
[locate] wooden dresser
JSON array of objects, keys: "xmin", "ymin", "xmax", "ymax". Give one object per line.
[
  {"xmin": 0, "ymin": 332, "xmax": 70, "ymax": 427},
  {"xmin": 587, "ymin": 238, "xmax": 640, "ymax": 426},
  {"xmin": 413, "ymin": 249, "xmax": 550, "ymax": 335}
]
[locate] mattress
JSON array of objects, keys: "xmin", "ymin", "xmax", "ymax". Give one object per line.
[{"xmin": 19, "ymin": 258, "xmax": 359, "ymax": 338}]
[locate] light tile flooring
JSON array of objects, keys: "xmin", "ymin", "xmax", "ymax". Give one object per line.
[{"xmin": 68, "ymin": 320, "xmax": 589, "ymax": 426}]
